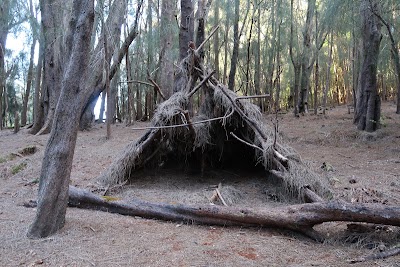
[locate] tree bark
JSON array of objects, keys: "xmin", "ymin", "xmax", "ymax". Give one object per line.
[
  {"xmin": 159, "ymin": 0, "xmax": 175, "ymax": 99},
  {"xmin": 34, "ymin": 0, "xmax": 67, "ymax": 135},
  {"xmin": 21, "ymin": 0, "xmax": 38, "ymax": 127},
  {"xmin": 79, "ymin": 0, "xmax": 127, "ymax": 130},
  {"xmin": 179, "ymin": 0, "xmax": 194, "ymax": 60},
  {"xmin": 213, "ymin": 0, "xmax": 219, "ymax": 79},
  {"xmin": 66, "ymin": 186, "xmax": 400, "ymax": 242},
  {"xmin": 30, "ymin": 38, "xmax": 44, "ymax": 134},
  {"xmin": 222, "ymin": 0, "xmax": 230, "ymax": 85},
  {"xmin": 0, "ymin": 0, "xmax": 11, "ymax": 130},
  {"xmin": 228, "ymin": 0, "xmax": 240, "ymax": 91},
  {"xmin": 289, "ymin": 0, "xmax": 300, "ymax": 116},
  {"xmin": 21, "ymin": 39, "xmax": 37, "ymax": 126},
  {"xmin": 313, "ymin": 9, "xmax": 319, "ymax": 115},
  {"xmin": 28, "ymin": 0, "xmax": 94, "ymax": 239},
  {"xmin": 323, "ymin": 32, "xmax": 333, "ymax": 115},
  {"xmin": 371, "ymin": 8, "xmax": 400, "ymax": 114},
  {"xmin": 298, "ymin": 0, "xmax": 316, "ymax": 114},
  {"xmin": 354, "ymin": 0, "xmax": 382, "ymax": 132}
]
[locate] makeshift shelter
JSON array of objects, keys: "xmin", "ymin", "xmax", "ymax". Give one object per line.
[{"xmin": 96, "ymin": 42, "xmax": 331, "ymax": 200}]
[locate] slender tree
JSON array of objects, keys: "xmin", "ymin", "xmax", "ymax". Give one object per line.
[
  {"xmin": 228, "ymin": 0, "xmax": 240, "ymax": 91},
  {"xmin": 354, "ymin": 0, "xmax": 382, "ymax": 132},
  {"xmin": 28, "ymin": 0, "xmax": 95, "ymax": 238},
  {"xmin": 213, "ymin": 0, "xmax": 219, "ymax": 79},
  {"xmin": 371, "ymin": 6, "xmax": 400, "ymax": 114},
  {"xmin": 159, "ymin": 0, "xmax": 175, "ymax": 99},
  {"xmin": 179, "ymin": 0, "xmax": 194, "ymax": 60},
  {"xmin": 0, "ymin": 0, "xmax": 11, "ymax": 130}
]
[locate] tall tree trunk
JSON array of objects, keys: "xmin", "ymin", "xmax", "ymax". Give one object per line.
[
  {"xmin": 253, "ymin": 2, "xmax": 261, "ymax": 107},
  {"xmin": 289, "ymin": 0, "xmax": 300, "ymax": 116},
  {"xmin": 30, "ymin": 40, "xmax": 44, "ymax": 134},
  {"xmin": 160, "ymin": 0, "xmax": 175, "ymax": 99},
  {"xmin": 323, "ymin": 32, "xmax": 333, "ymax": 115},
  {"xmin": 275, "ymin": 3, "xmax": 282, "ymax": 111},
  {"xmin": 213, "ymin": 0, "xmax": 219, "ymax": 79},
  {"xmin": 313, "ymin": 10, "xmax": 319, "ymax": 115},
  {"xmin": 146, "ymin": 0, "xmax": 154, "ymax": 119},
  {"xmin": 245, "ymin": 8, "xmax": 255, "ymax": 96},
  {"xmin": 104, "ymin": 20, "xmax": 111, "ymax": 139},
  {"xmin": 266, "ymin": 0, "xmax": 276, "ymax": 110},
  {"xmin": 372, "ymin": 8, "xmax": 400, "ymax": 114},
  {"xmin": 126, "ymin": 50, "xmax": 135, "ymax": 125},
  {"xmin": 298, "ymin": 0, "xmax": 316, "ymax": 114},
  {"xmin": 21, "ymin": 39, "xmax": 37, "ymax": 126},
  {"xmin": 222, "ymin": 0, "xmax": 230, "ymax": 85},
  {"xmin": 195, "ymin": 0, "xmax": 206, "ymax": 60},
  {"xmin": 78, "ymin": 0, "xmax": 129, "ymax": 130},
  {"xmin": 354, "ymin": 0, "xmax": 382, "ymax": 132},
  {"xmin": 0, "ymin": 0, "xmax": 11, "ymax": 130},
  {"xmin": 21, "ymin": 0, "xmax": 38, "ymax": 127},
  {"xmin": 28, "ymin": 0, "xmax": 95, "ymax": 238},
  {"xmin": 179, "ymin": 0, "xmax": 194, "ymax": 60},
  {"xmin": 228, "ymin": 0, "xmax": 240, "ymax": 91},
  {"xmin": 35, "ymin": 0, "xmax": 68, "ymax": 135}
]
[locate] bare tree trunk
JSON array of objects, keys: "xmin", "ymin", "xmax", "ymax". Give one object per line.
[
  {"xmin": 253, "ymin": 3, "xmax": 261, "ymax": 107},
  {"xmin": 354, "ymin": 0, "xmax": 382, "ymax": 132},
  {"xmin": 371, "ymin": 8, "xmax": 400, "ymax": 114},
  {"xmin": 298, "ymin": 0, "xmax": 316, "ymax": 114},
  {"xmin": 30, "ymin": 38, "xmax": 44, "ymax": 134},
  {"xmin": 323, "ymin": 32, "xmax": 333, "ymax": 115},
  {"xmin": 160, "ymin": 0, "xmax": 175, "ymax": 99},
  {"xmin": 35, "ymin": 0, "xmax": 68, "ymax": 135},
  {"xmin": 104, "ymin": 20, "xmax": 111, "ymax": 139},
  {"xmin": 213, "ymin": 0, "xmax": 219, "ymax": 79},
  {"xmin": 126, "ymin": 49, "xmax": 135, "ymax": 125},
  {"xmin": 313, "ymin": 10, "xmax": 319, "ymax": 115},
  {"xmin": 289, "ymin": 0, "xmax": 300, "ymax": 116},
  {"xmin": 195, "ymin": 0, "xmax": 206, "ymax": 60},
  {"xmin": 0, "ymin": 0, "xmax": 11, "ymax": 130},
  {"xmin": 146, "ymin": 0, "xmax": 154, "ymax": 119},
  {"xmin": 28, "ymin": 0, "xmax": 94, "ymax": 239},
  {"xmin": 21, "ymin": 0, "xmax": 38, "ymax": 127},
  {"xmin": 13, "ymin": 98, "xmax": 19, "ymax": 133},
  {"xmin": 108, "ymin": 44, "xmax": 120, "ymax": 124},
  {"xmin": 179, "ymin": 0, "xmax": 194, "ymax": 60},
  {"xmin": 222, "ymin": 0, "xmax": 230, "ymax": 85},
  {"xmin": 245, "ymin": 8, "xmax": 255, "ymax": 96},
  {"xmin": 228, "ymin": 0, "xmax": 240, "ymax": 91},
  {"xmin": 274, "ymin": 0, "xmax": 282, "ymax": 111},
  {"xmin": 21, "ymin": 39, "xmax": 36, "ymax": 126},
  {"xmin": 79, "ymin": 0, "xmax": 131, "ymax": 130}
]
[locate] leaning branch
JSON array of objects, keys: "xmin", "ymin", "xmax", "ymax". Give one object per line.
[
  {"xmin": 109, "ymin": 0, "xmax": 143, "ymax": 80},
  {"xmin": 188, "ymin": 70, "xmax": 215, "ymax": 98},
  {"xmin": 195, "ymin": 25, "xmax": 220, "ymax": 55}
]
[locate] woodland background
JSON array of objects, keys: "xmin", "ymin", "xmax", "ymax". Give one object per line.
[{"xmin": 0, "ymin": 0, "xmax": 399, "ymax": 133}]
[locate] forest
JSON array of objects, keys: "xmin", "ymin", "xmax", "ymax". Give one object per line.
[
  {"xmin": 1, "ymin": 0, "xmax": 399, "ymax": 131},
  {"xmin": 0, "ymin": 0, "xmax": 400, "ymax": 266}
]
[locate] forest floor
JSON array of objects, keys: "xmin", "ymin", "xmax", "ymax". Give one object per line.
[{"xmin": 0, "ymin": 102, "xmax": 399, "ymax": 267}]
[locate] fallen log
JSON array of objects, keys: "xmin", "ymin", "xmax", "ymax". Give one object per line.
[{"xmin": 67, "ymin": 186, "xmax": 400, "ymax": 242}]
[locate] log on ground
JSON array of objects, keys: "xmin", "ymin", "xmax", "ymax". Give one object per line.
[{"xmin": 68, "ymin": 186, "xmax": 400, "ymax": 241}]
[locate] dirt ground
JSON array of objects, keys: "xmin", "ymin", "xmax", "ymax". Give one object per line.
[{"xmin": 1, "ymin": 102, "xmax": 399, "ymax": 267}]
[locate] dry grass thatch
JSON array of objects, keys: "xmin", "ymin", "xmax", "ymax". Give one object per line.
[{"xmin": 96, "ymin": 46, "xmax": 331, "ymax": 200}]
